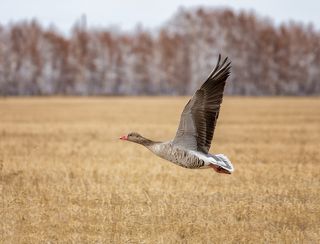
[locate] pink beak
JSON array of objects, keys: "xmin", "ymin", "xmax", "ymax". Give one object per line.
[{"xmin": 119, "ymin": 135, "xmax": 128, "ymax": 140}]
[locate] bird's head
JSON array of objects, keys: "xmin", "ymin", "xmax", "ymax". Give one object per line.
[{"xmin": 119, "ymin": 132, "xmax": 147, "ymax": 145}]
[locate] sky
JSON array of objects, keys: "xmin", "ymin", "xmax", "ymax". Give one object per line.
[{"xmin": 1, "ymin": 0, "xmax": 319, "ymax": 33}]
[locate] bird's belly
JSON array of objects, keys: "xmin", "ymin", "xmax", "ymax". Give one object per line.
[{"xmin": 156, "ymin": 146, "xmax": 210, "ymax": 169}]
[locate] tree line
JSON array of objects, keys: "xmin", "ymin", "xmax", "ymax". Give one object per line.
[{"xmin": 0, "ymin": 7, "xmax": 319, "ymax": 96}]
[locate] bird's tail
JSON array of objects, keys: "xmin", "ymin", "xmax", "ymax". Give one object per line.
[{"xmin": 211, "ymin": 154, "xmax": 234, "ymax": 173}]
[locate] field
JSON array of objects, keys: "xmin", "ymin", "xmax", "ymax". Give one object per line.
[{"xmin": 1, "ymin": 97, "xmax": 320, "ymax": 243}]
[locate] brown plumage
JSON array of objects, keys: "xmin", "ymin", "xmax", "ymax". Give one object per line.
[{"xmin": 120, "ymin": 54, "xmax": 234, "ymax": 174}]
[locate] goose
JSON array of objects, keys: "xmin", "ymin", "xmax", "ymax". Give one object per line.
[{"xmin": 120, "ymin": 54, "xmax": 234, "ymax": 174}]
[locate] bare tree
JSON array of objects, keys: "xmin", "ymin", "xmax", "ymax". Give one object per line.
[{"xmin": 0, "ymin": 8, "xmax": 319, "ymax": 96}]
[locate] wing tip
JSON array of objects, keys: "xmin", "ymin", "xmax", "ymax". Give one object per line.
[{"xmin": 207, "ymin": 54, "xmax": 232, "ymax": 81}]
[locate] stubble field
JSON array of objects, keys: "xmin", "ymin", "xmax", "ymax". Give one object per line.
[{"xmin": 1, "ymin": 97, "xmax": 320, "ymax": 243}]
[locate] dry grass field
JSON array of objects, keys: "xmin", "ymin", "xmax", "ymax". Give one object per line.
[{"xmin": 1, "ymin": 97, "xmax": 320, "ymax": 243}]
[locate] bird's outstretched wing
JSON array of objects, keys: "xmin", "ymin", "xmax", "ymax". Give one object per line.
[{"xmin": 173, "ymin": 54, "xmax": 231, "ymax": 154}]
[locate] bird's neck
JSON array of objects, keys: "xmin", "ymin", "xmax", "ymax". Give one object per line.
[
  {"xmin": 140, "ymin": 137, "xmax": 158, "ymax": 147},
  {"xmin": 134, "ymin": 135, "xmax": 163, "ymax": 148}
]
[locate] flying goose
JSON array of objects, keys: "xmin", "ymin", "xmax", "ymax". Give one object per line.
[{"xmin": 120, "ymin": 54, "xmax": 234, "ymax": 174}]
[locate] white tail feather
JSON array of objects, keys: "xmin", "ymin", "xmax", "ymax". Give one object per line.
[{"xmin": 212, "ymin": 154, "xmax": 234, "ymax": 172}]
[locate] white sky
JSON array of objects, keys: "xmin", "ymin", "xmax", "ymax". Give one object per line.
[{"xmin": 1, "ymin": 0, "xmax": 319, "ymax": 33}]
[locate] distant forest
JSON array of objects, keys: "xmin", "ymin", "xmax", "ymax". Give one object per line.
[{"xmin": 0, "ymin": 7, "xmax": 320, "ymax": 96}]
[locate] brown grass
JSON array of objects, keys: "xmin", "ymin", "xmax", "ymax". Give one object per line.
[{"xmin": 1, "ymin": 97, "xmax": 320, "ymax": 243}]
